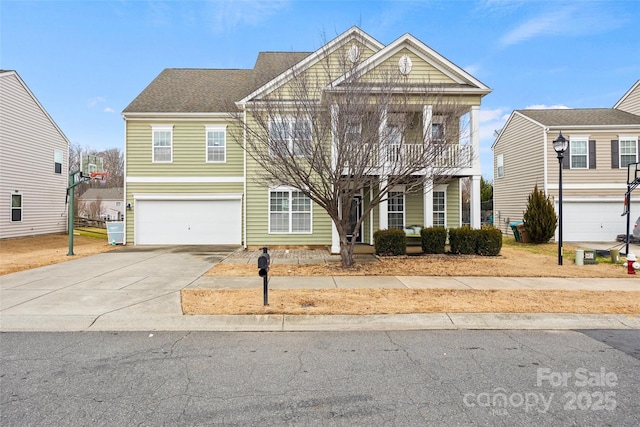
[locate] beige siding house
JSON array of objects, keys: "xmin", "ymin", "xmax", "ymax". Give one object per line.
[
  {"xmin": 493, "ymin": 80, "xmax": 640, "ymax": 242},
  {"xmin": 122, "ymin": 27, "xmax": 491, "ymax": 251},
  {"xmin": 0, "ymin": 70, "xmax": 70, "ymax": 239}
]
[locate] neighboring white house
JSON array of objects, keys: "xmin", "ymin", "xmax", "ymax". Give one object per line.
[
  {"xmin": 0, "ymin": 70, "xmax": 70, "ymax": 239},
  {"xmin": 78, "ymin": 187, "xmax": 125, "ymax": 221}
]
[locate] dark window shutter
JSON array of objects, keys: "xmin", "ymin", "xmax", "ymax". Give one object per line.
[
  {"xmin": 562, "ymin": 152, "xmax": 570, "ymax": 169},
  {"xmin": 611, "ymin": 140, "xmax": 619, "ymax": 168},
  {"xmin": 589, "ymin": 140, "xmax": 596, "ymax": 169}
]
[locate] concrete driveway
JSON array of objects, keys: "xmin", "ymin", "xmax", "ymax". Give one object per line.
[{"xmin": 0, "ymin": 245, "xmax": 240, "ymax": 331}]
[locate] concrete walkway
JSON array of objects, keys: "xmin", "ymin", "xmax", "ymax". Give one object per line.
[{"xmin": 1, "ymin": 246, "xmax": 639, "ymax": 332}]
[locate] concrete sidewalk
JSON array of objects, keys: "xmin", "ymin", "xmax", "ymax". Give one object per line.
[{"xmin": 1, "ymin": 247, "xmax": 639, "ymax": 332}]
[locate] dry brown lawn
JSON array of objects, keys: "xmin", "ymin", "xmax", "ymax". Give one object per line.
[
  {"xmin": 182, "ymin": 288, "xmax": 640, "ymax": 315},
  {"xmin": 3, "ymin": 234, "xmax": 639, "ymax": 316},
  {"xmin": 207, "ymin": 244, "xmax": 629, "ymax": 278},
  {"xmin": 0, "ymin": 233, "xmax": 120, "ymax": 275}
]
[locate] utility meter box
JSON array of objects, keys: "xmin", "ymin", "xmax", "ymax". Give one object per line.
[{"xmin": 583, "ymin": 249, "xmax": 597, "ymax": 265}]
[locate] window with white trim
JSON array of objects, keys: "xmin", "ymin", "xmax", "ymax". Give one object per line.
[
  {"xmin": 11, "ymin": 194, "xmax": 22, "ymax": 222},
  {"xmin": 268, "ymin": 116, "xmax": 311, "ymax": 157},
  {"xmin": 152, "ymin": 125, "xmax": 173, "ymax": 163},
  {"xmin": 269, "ymin": 188, "xmax": 312, "ymax": 233},
  {"xmin": 432, "ymin": 122, "xmax": 445, "ymax": 141},
  {"xmin": 433, "ymin": 191, "xmax": 446, "ymax": 227},
  {"xmin": 388, "ymin": 191, "xmax": 404, "ymax": 229},
  {"xmin": 206, "ymin": 126, "xmax": 226, "ymax": 163},
  {"xmin": 570, "ymin": 138, "xmax": 588, "ymax": 169},
  {"xmin": 496, "ymin": 154, "xmax": 504, "ymax": 178},
  {"xmin": 54, "ymin": 149, "xmax": 63, "ymax": 174},
  {"xmin": 620, "ymin": 137, "xmax": 638, "ymax": 168}
]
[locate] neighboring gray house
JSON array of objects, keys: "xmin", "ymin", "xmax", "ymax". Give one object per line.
[
  {"xmin": 0, "ymin": 70, "xmax": 70, "ymax": 239},
  {"xmin": 78, "ymin": 187, "xmax": 125, "ymax": 221},
  {"xmin": 492, "ymin": 80, "xmax": 640, "ymax": 242}
]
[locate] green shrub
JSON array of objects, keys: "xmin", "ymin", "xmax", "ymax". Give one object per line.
[
  {"xmin": 373, "ymin": 229, "xmax": 406, "ymax": 256},
  {"xmin": 421, "ymin": 227, "xmax": 447, "ymax": 254},
  {"xmin": 476, "ymin": 226, "xmax": 502, "ymax": 256},
  {"xmin": 523, "ymin": 184, "xmax": 557, "ymax": 243},
  {"xmin": 449, "ymin": 226, "xmax": 477, "ymax": 255}
]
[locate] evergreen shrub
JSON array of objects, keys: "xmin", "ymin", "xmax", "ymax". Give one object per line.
[
  {"xmin": 373, "ymin": 229, "xmax": 406, "ymax": 256},
  {"xmin": 421, "ymin": 227, "xmax": 447, "ymax": 254}
]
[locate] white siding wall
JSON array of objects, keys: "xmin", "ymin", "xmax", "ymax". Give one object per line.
[{"xmin": 0, "ymin": 72, "xmax": 70, "ymax": 238}]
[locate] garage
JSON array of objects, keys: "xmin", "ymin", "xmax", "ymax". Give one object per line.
[
  {"xmin": 560, "ymin": 198, "xmax": 636, "ymax": 242},
  {"xmin": 134, "ymin": 194, "xmax": 242, "ymax": 245}
]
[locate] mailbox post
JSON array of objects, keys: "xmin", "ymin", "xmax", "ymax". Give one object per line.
[{"xmin": 258, "ymin": 246, "xmax": 270, "ymax": 305}]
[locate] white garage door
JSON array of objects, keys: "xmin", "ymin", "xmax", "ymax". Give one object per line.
[
  {"xmin": 135, "ymin": 197, "xmax": 241, "ymax": 245},
  {"xmin": 561, "ymin": 200, "xmax": 634, "ymax": 242}
]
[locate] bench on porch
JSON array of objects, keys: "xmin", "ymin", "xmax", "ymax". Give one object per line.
[{"xmin": 403, "ymin": 225, "xmax": 423, "ymax": 246}]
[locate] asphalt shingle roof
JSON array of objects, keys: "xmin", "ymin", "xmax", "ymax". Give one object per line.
[
  {"xmin": 80, "ymin": 188, "xmax": 124, "ymax": 200},
  {"xmin": 122, "ymin": 52, "xmax": 312, "ymax": 114},
  {"xmin": 517, "ymin": 108, "xmax": 640, "ymax": 127}
]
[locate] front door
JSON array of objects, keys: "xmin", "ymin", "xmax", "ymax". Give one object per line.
[{"xmin": 347, "ymin": 196, "xmax": 362, "ymax": 243}]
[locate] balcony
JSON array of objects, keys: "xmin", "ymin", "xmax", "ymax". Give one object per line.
[{"xmin": 363, "ymin": 143, "xmax": 472, "ymax": 170}]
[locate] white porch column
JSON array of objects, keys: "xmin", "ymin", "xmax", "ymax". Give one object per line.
[
  {"xmin": 331, "ymin": 198, "xmax": 341, "ymax": 254},
  {"xmin": 379, "ymin": 179, "xmax": 388, "ymax": 230},
  {"xmin": 470, "ymin": 105, "xmax": 480, "ymax": 170},
  {"xmin": 423, "ymin": 178, "xmax": 434, "ymax": 227},
  {"xmin": 471, "ymin": 175, "xmax": 481, "ymax": 228},
  {"xmin": 330, "ymin": 103, "xmax": 340, "ymax": 253},
  {"xmin": 422, "ymin": 105, "xmax": 433, "ymax": 143},
  {"xmin": 330, "ymin": 103, "xmax": 339, "ymax": 170}
]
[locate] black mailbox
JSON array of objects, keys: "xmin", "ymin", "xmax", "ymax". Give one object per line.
[{"xmin": 258, "ymin": 247, "xmax": 270, "ymax": 277}]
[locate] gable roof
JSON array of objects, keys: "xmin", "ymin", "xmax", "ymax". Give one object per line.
[
  {"xmin": 0, "ymin": 70, "xmax": 71, "ymax": 146},
  {"xmin": 122, "ymin": 51, "xmax": 312, "ymax": 114},
  {"xmin": 237, "ymin": 26, "xmax": 385, "ymax": 104},
  {"xmin": 614, "ymin": 79, "xmax": 640, "ymax": 110},
  {"xmin": 516, "ymin": 108, "xmax": 640, "ymax": 127},
  {"xmin": 330, "ymin": 33, "xmax": 491, "ymax": 94}
]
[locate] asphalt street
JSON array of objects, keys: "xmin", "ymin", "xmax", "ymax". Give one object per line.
[{"xmin": 1, "ymin": 330, "xmax": 639, "ymax": 426}]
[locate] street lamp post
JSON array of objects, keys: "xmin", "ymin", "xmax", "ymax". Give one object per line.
[{"xmin": 553, "ymin": 131, "xmax": 568, "ymax": 265}]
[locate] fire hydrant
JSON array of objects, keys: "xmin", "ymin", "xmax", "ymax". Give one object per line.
[{"xmin": 624, "ymin": 253, "xmax": 639, "ymax": 275}]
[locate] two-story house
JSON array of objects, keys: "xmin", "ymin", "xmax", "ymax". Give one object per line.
[
  {"xmin": 0, "ymin": 70, "xmax": 70, "ymax": 239},
  {"xmin": 122, "ymin": 27, "xmax": 491, "ymax": 251},
  {"xmin": 492, "ymin": 80, "xmax": 640, "ymax": 242}
]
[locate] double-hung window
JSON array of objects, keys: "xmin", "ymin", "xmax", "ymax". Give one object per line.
[
  {"xmin": 206, "ymin": 125, "xmax": 226, "ymax": 163},
  {"xmin": 268, "ymin": 116, "xmax": 311, "ymax": 157},
  {"xmin": 11, "ymin": 194, "xmax": 22, "ymax": 222},
  {"xmin": 269, "ymin": 188, "xmax": 312, "ymax": 233},
  {"xmin": 432, "ymin": 122, "xmax": 445, "ymax": 142},
  {"xmin": 152, "ymin": 125, "xmax": 173, "ymax": 163},
  {"xmin": 433, "ymin": 191, "xmax": 446, "ymax": 227},
  {"xmin": 620, "ymin": 137, "xmax": 638, "ymax": 168},
  {"xmin": 54, "ymin": 150, "xmax": 63, "ymax": 174},
  {"xmin": 388, "ymin": 191, "xmax": 404, "ymax": 229},
  {"xmin": 570, "ymin": 138, "xmax": 588, "ymax": 169},
  {"xmin": 496, "ymin": 154, "xmax": 504, "ymax": 178}
]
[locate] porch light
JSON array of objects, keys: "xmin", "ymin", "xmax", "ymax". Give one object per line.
[{"xmin": 552, "ymin": 131, "xmax": 568, "ymax": 265}]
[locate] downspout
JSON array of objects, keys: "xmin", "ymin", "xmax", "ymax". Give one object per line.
[
  {"xmin": 243, "ymin": 107, "xmax": 247, "ymax": 249},
  {"xmin": 543, "ymin": 127, "xmax": 549, "ymax": 195},
  {"xmin": 123, "ymin": 114, "xmax": 128, "ymax": 245}
]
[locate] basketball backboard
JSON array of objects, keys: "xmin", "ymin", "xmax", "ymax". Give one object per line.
[{"xmin": 81, "ymin": 154, "xmax": 107, "ymax": 179}]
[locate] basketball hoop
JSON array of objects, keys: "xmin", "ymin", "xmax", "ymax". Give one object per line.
[{"xmin": 90, "ymin": 171, "xmax": 109, "ymax": 180}]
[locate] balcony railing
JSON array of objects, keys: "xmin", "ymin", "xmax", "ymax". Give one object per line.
[{"xmin": 363, "ymin": 143, "xmax": 472, "ymax": 169}]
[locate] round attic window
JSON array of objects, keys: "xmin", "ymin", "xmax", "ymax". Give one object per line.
[
  {"xmin": 398, "ymin": 54, "xmax": 412, "ymax": 75},
  {"xmin": 348, "ymin": 45, "xmax": 361, "ymax": 63}
]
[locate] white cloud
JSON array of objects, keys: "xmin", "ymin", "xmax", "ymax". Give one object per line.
[
  {"xmin": 87, "ymin": 96, "xmax": 105, "ymax": 108},
  {"xmin": 103, "ymin": 107, "xmax": 115, "ymax": 113},
  {"xmin": 524, "ymin": 104, "xmax": 570, "ymax": 110},
  {"xmin": 203, "ymin": 0, "xmax": 290, "ymax": 34},
  {"xmin": 463, "ymin": 64, "xmax": 481, "ymax": 76},
  {"xmin": 498, "ymin": 3, "xmax": 624, "ymax": 48}
]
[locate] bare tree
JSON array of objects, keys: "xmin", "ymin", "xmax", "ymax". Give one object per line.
[
  {"xmin": 68, "ymin": 145, "xmax": 124, "ymax": 193},
  {"xmin": 236, "ymin": 36, "xmax": 472, "ymax": 267}
]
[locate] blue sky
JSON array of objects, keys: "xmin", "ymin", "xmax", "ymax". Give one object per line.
[{"xmin": 2, "ymin": 0, "xmax": 639, "ymax": 178}]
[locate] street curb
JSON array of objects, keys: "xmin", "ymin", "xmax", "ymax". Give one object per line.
[{"xmin": 2, "ymin": 313, "xmax": 638, "ymax": 332}]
